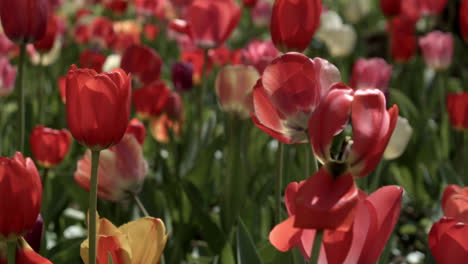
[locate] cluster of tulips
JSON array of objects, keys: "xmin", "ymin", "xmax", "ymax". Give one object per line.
[{"xmin": 0, "ymin": 0, "xmax": 468, "ymax": 263}]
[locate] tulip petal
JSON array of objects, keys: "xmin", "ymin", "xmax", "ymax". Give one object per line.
[{"xmin": 269, "ymin": 216, "xmax": 302, "ymax": 252}]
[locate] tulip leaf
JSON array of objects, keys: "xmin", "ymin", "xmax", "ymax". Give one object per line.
[
  {"xmin": 236, "ymin": 218, "xmax": 262, "ymax": 264},
  {"xmin": 389, "ymin": 88, "xmax": 419, "ymax": 119}
]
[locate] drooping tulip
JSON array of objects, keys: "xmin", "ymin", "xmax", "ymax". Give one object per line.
[
  {"xmin": 383, "ymin": 116, "xmax": 413, "ymax": 160},
  {"xmin": 350, "ymin": 58, "xmax": 393, "ymax": 92},
  {"xmin": 125, "ymin": 118, "xmax": 146, "ymax": 145},
  {"xmin": 446, "ymin": 92, "xmax": 468, "ymax": 131},
  {"xmin": 0, "ymin": 152, "xmax": 42, "ymax": 239},
  {"xmin": 428, "ymin": 217, "xmax": 468, "ymax": 263},
  {"xmin": 0, "ymin": 58, "xmax": 17, "ymax": 97},
  {"xmin": 251, "ymin": 52, "xmax": 341, "ymax": 144},
  {"xmin": 170, "ymin": 0, "xmax": 241, "ymax": 48},
  {"xmin": 80, "ymin": 216, "xmax": 168, "ymax": 264},
  {"xmin": 65, "ymin": 65, "xmax": 131, "ymax": 150},
  {"xmin": 0, "ymin": 237, "xmax": 52, "ymax": 264},
  {"xmin": 215, "ymin": 65, "xmax": 260, "ymax": 119},
  {"xmin": 316, "ymin": 11, "xmax": 357, "ymax": 58},
  {"xmin": 442, "ymin": 184, "xmax": 468, "ymax": 223},
  {"xmin": 121, "ymin": 44, "xmax": 162, "ymax": 87},
  {"xmin": 419, "ymin": 31, "xmax": 454, "ymax": 71},
  {"xmin": 270, "ymin": 0, "xmax": 321, "ymax": 52},
  {"xmin": 133, "ymin": 81, "xmax": 171, "ymax": 119},
  {"xmin": 30, "ymin": 125, "xmax": 72, "ymax": 168},
  {"xmin": 0, "ymin": 0, "xmax": 49, "ymax": 43},
  {"xmin": 74, "ymin": 134, "xmax": 148, "ymax": 202}
]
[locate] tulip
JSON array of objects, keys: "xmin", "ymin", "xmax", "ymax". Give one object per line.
[
  {"xmin": 252, "ymin": 0, "xmax": 272, "ymax": 27},
  {"xmin": 33, "ymin": 15, "xmax": 62, "ymax": 52},
  {"xmin": 180, "ymin": 49, "xmax": 212, "ymax": 84},
  {"xmin": 65, "ymin": 65, "xmax": 131, "ymax": 150},
  {"xmin": 23, "ymin": 215, "xmax": 44, "ymax": 253},
  {"xmin": 270, "ymin": 0, "xmax": 321, "ymax": 52},
  {"xmin": 383, "ymin": 116, "xmax": 413, "ymax": 160},
  {"xmin": 241, "ymin": 39, "xmax": 279, "ymax": 74},
  {"xmin": 387, "ymin": 16, "xmax": 417, "ymax": 63},
  {"xmin": 428, "ymin": 217, "xmax": 468, "ymax": 263},
  {"xmin": 143, "ymin": 23, "xmax": 159, "ymax": 41},
  {"xmin": 75, "ymin": 133, "xmax": 148, "ymax": 202},
  {"xmin": 461, "ymin": 0, "xmax": 468, "ymax": 42},
  {"xmin": 80, "ymin": 216, "xmax": 168, "ymax": 264},
  {"xmin": 149, "ymin": 113, "xmax": 182, "ymax": 143},
  {"xmin": 420, "ymin": 0, "xmax": 448, "ymax": 16},
  {"xmin": 419, "ymin": 31, "xmax": 454, "ymax": 71},
  {"xmin": 89, "ymin": 17, "xmax": 115, "ymax": 49},
  {"xmin": 111, "ymin": 20, "xmax": 142, "ymax": 53},
  {"xmin": 0, "ymin": 237, "xmax": 52, "ymax": 264},
  {"xmin": 379, "ymin": 0, "xmax": 401, "ymax": 17},
  {"xmin": 309, "ymin": 85, "xmax": 399, "ymax": 178},
  {"xmin": 171, "ymin": 62, "xmax": 194, "ymax": 92},
  {"xmin": 170, "ymin": 0, "xmax": 241, "ymax": 48},
  {"xmin": 30, "ymin": 125, "xmax": 72, "ymax": 168},
  {"xmin": 0, "ymin": 58, "xmax": 17, "ymax": 97},
  {"xmin": 316, "ymin": 11, "xmax": 357, "ymax": 58},
  {"xmin": 0, "ymin": 152, "xmax": 42, "ymax": 240},
  {"xmin": 164, "ymin": 92, "xmax": 184, "ymax": 121},
  {"xmin": 121, "ymin": 44, "xmax": 162, "ymax": 87},
  {"xmin": 79, "ymin": 49, "xmax": 106, "ymax": 73},
  {"xmin": 442, "ymin": 184, "xmax": 468, "ymax": 223},
  {"xmin": 208, "ymin": 45, "xmax": 240, "ymax": 67},
  {"xmin": 102, "ymin": 54, "xmax": 122, "ymax": 72},
  {"xmin": 350, "ymin": 58, "xmax": 393, "ymax": 92},
  {"xmin": 446, "ymin": 92, "xmax": 468, "ymax": 130},
  {"xmin": 242, "ymin": 0, "xmax": 258, "ymax": 8},
  {"xmin": 251, "ymin": 52, "xmax": 341, "ymax": 144},
  {"xmin": 133, "ymin": 81, "xmax": 171, "ymax": 119},
  {"xmin": 103, "ymin": 0, "xmax": 128, "ymax": 15},
  {"xmin": 215, "ymin": 65, "xmax": 260, "ymax": 119},
  {"xmin": 125, "ymin": 118, "xmax": 146, "ymax": 145},
  {"xmin": 0, "ymin": 0, "xmax": 49, "ymax": 43},
  {"xmin": 343, "ymin": 0, "xmax": 371, "ymax": 24}
]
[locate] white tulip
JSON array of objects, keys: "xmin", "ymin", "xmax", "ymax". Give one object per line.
[
  {"xmin": 384, "ymin": 116, "xmax": 413, "ymax": 160},
  {"xmin": 317, "ymin": 11, "xmax": 357, "ymax": 57},
  {"xmin": 342, "ymin": 0, "xmax": 371, "ymax": 24},
  {"xmin": 102, "ymin": 54, "xmax": 122, "ymax": 72}
]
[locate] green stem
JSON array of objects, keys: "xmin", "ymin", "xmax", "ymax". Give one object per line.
[
  {"xmin": 306, "ymin": 131, "xmax": 318, "ymax": 176},
  {"xmin": 275, "ymin": 143, "xmax": 284, "ymax": 223},
  {"xmin": 132, "ymin": 193, "xmax": 149, "ymax": 217},
  {"xmin": 309, "ymin": 230, "xmax": 323, "ymax": 264},
  {"xmin": 6, "ymin": 240, "xmax": 16, "ymax": 264},
  {"xmin": 17, "ymin": 43, "xmax": 26, "ymax": 152},
  {"xmin": 89, "ymin": 150, "xmax": 101, "ymax": 264}
]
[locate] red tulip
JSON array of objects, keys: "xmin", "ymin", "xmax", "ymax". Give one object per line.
[
  {"xmin": 461, "ymin": 0, "xmax": 468, "ymax": 42},
  {"xmin": 420, "ymin": 0, "xmax": 448, "ymax": 16},
  {"xmin": 0, "ymin": 237, "xmax": 52, "ymax": 264},
  {"xmin": 89, "ymin": 16, "xmax": 116, "ymax": 48},
  {"xmin": 242, "ymin": 0, "xmax": 258, "ymax": 8},
  {"xmin": 171, "ymin": 62, "xmax": 194, "ymax": 92},
  {"xmin": 170, "ymin": 0, "xmax": 241, "ymax": 48},
  {"xmin": 270, "ymin": 0, "xmax": 322, "ymax": 52},
  {"xmin": 181, "ymin": 49, "xmax": 213, "ymax": 84},
  {"xmin": 379, "ymin": 0, "xmax": 401, "ymax": 17},
  {"xmin": 144, "ymin": 23, "xmax": 159, "ymax": 41},
  {"xmin": 251, "ymin": 52, "xmax": 341, "ymax": 144},
  {"xmin": 387, "ymin": 16, "xmax": 417, "ymax": 63},
  {"xmin": 309, "ymin": 85, "xmax": 399, "ymax": 178},
  {"xmin": 79, "ymin": 49, "xmax": 106, "ymax": 73},
  {"xmin": 65, "ymin": 65, "xmax": 131, "ymax": 150},
  {"xmin": 121, "ymin": 44, "xmax": 162, "ymax": 87},
  {"xmin": 0, "ymin": 152, "xmax": 42, "ymax": 239},
  {"xmin": 419, "ymin": 31, "xmax": 454, "ymax": 71},
  {"xmin": 74, "ymin": 134, "xmax": 148, "ymax": 202},
  {"xmin": 30, "ymin": 125, "xmax": 72, "ymax": 168},
  {"xmin": 164, "ymin": 92, "xmax": 184, "ymax": 121},
  {"xmin": 252, "ymin": 0, "xmax": 272, "ymax": 27},
  {"xmin": 429, "ymin": 217, "xmax": 468, "ymax": 263},
  {"xmin": 442, "ymin": 184, "xmax": 468, "ymax": 223},
  {"xmin": 103, "ymin": 0, "xmax": 129, "ymax": 14},
  {"xmin": 0, "ymin": 0, "xmax": 49, "ymax": 43},
  {"xmin": 350, "ymin": 58, "xmax": 393, "ymax": 92},
  {"xmin": 33, "ymin": 15, "xmax": 60, "ymax": 52},
  {"xmin": 133, "ymin": 81, "xmax": 171, "ymax": 119},
  {"xmin": 125, "ymin": 118, "xmax": 146, "ymax": 145},
  {"xmin": 446, "ymin": 92, "xmax": 468, "ymax": 130},
  {"xmin": 241, "ymin": 39, "xmax": 279, "ymax": 74}
]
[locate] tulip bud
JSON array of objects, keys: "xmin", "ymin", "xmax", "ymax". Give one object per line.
[
  {"xmin": 383, "ymin": 116, "xmax": 413, "ymax": 160},
  {"xmin": 446, "ymin": 92, "xmax": 468, "ymax": 131},
  {"xmin": 30, "ymin": 125, "xmax": 72, "ymax": 168},
  {"xmin": 66, "ymin": 65, "xmax": 131, "ymax": 150},
  {"xmin": 0, "ymin": 58, "xmax": 17, "ymax": 97},
  {"xmin": 342, "ymin": 0, "xmax": 371, "ymax": 24},
  {"xmin": 0, "ymin": 152, "xmax": 42, "ymax": 240},
  {"xmin": 387, "ymin": 16, "xmax": 417, "ymax": 63},
  {"xmin": 215, "ymin": 65, "xmax": 260, "ymax": 119},
  {"xmin": 121, "ymin": 44, "xmax": 162, "ymax": 87},
  {"xmin": 252, "ymin": 0, "xmax": 272, "ymax": 27},
  {"xmin": 171, "ymin": 62, "xmax": 193, "ymax": 92},
  {"xmin": 79, "ymin": 49, "xmax": 106, "ymax": 73},
  {"xmin": 241, "ymin": 39, "xmax": 279, "ymax": 74},
  {"xmin": 316, "ymin": 11, "xmax": 357, "ymax": 57},
  {"xmin": 350, "ymin": 58, "xmax": 393, "ymax": 92},
  {"xmin": 33, "ymin": 15, "xmax": 62, "ymax": 52},
  {"xmin": 429, "ymin": 217, "xmax": 468, "ymax": 263},
  {"xmin": 133, "ymin": 81, "xmax": 171, "ymax": 119},
  {"xmin": 164, "ymin": 92, "xmax": 184, "ymax": 121},
  {"xmin": 125, "ymin": 118, "xmax": 146, "ymax": 145},
  {"xmin": 379, "ymin": 0, "xmax": 401, "ymax": 17},
  {"xmin": 419, "ymin": 31, "xmax": 454, "ymax": 71},
  {"xmin": 0, "ymin": 0, "xmax": 49, "ymax": 43},
  {"xmin": 442, "ymin": 184, "xmax": 468, "ymax": 223},
  {"xmin": 74, "ymin": 134, "xmax": 148, "ymax": 202},
  {"xmin": 270, "ymin": 0, "xmax": 322, "ymax": 52}
]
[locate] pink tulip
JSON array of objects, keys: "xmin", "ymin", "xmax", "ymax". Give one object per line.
[
  {"xmin": 350, "ymin": 58, "xmax": 393, "ymax": 92},
  {"xmin": 0, "ymin": 58, "xmax": 17, "ymax": 97},
  {"xmin": 419, "ymin": 31, "xmax": 454, "ymax": 71}
]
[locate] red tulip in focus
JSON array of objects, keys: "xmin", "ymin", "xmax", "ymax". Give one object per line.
[
  {"xmin": 241, "ymin": 39, "xmax": 279, "ymax": 74},
  {"xmin": 387, "ymin": 16, "xmax": 417, "ymax": 63},
  {"xmin": 419, "ymin": 31, "xmax": 454, "ymax": 71},
  {"xmin": 121, "ymin": 44, "xmax": 162, "ymax": 87},
  {"xmin": 125, "ymin": 118, "xmax": 146, "ymax": 145},
  {"xmin": 270, "ymin": 0, "xmax": 322, "ymax": 52},
  {"xmin": 133, "ymin": 81, "xmax": 171, "ymax": 119},
  {"xmin": 79, "ymin": 49, "xmax": 106, "ymax": 73},
  {"xmin": 74, "ymin": 134, "xmax": 148, "ymax": 202},
  {"xmin": 0, "ymin": 0, "xmax": 49, "ymax": 43},
  {"xmin": 170, "ymin": 0, "xmax": 241, "ymax": 48},
  {"xmin": 251, "ymin": 52, "xmax": 341, "ymax": 144},
  {"xmin": 0, "ymin": 237, "xmax": 52, "ymax": 264},
  {"xmin": 442, "ymin": 184, "xmax": 468, "ymax": 223},
  {"xmin": 461, "ymin": 0, "xmax": 468, "ymax": 42},
  {"xmin": 66, "ymin": 65, "xmax": 131, "ymax": 150},
  {"xmin": 350, "ymin": 58, "xmax": 393, "ymax": 92},
  {"xmin": 446, "ymin": 92, "xmax": 468, "ymax": 130},
  {"xmin": 309, "ymin": 85, "xmax": 399, "ymax": 178},
  {"xmin": 30, "ymin": 125, "xmax": 72, "ymax": 168},
  {"xmin": 380, "ymin": 0, "xmax": 401, "ymax": 17},
  {"xmin": 0, "ymin": 152, "xmax": 42, "ymax": 239},
  {"xmin": 429, "ymin": 217, "xmax": 468, "ymax": 263}
]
